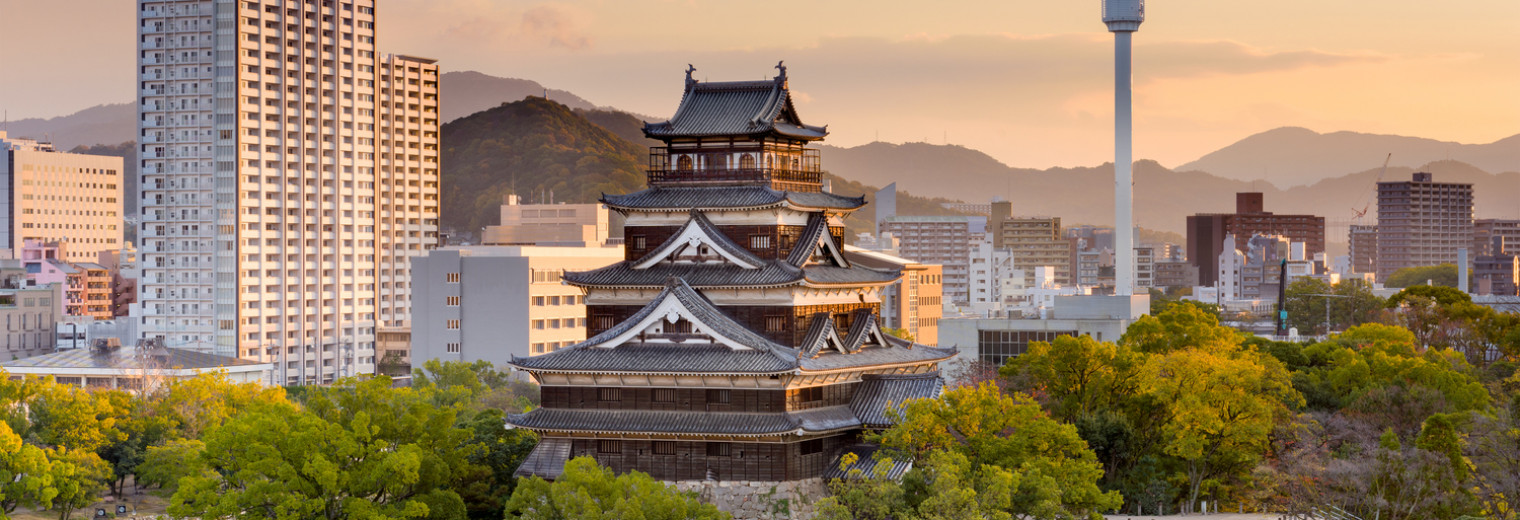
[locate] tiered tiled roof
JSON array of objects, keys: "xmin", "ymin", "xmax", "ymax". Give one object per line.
[
  {"xmin": 509, "ymin": 279, "xmax": 956, "ymax": 376},
  {"xmin": 565, "ymin": 210, "xmax": 899, "ymax": 289},
  {"xmin": 643, "ymin": 73, "xmax": 827, "ymax": 141},
  {"xmin": 601, "ymin": 186, "xmax": 865, "ymax": 213},
  {"xmin": 849, "ymin": 373, "xmax": 945, "ymax": 429}
]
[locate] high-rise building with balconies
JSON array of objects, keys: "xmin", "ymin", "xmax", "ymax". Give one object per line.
[
  {"xmin": 136, "ymin": 0, "xmax": 439, "ymax": 385},
  {"xmin": 1376, "ymin": 172, "xmax": 1473, "ymax": 280}
]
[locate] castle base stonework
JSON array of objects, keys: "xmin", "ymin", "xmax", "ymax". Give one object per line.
[{"xmin": 668, "ymin": 478, "xmax": 829, "ymax": 520}]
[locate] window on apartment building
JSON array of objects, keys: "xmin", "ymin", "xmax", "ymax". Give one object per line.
[
  {"xmin": 445, "ymin": 319, "xmax": 459, "ymax": 330},
  {"xmin": 532, "ymin": 320, "xmax": 544, "ymax": 330},
  {"xmin": 445, "ymin": 343, "xmax": 460, "ymax": 353},
  {"xmin": 532, "ymin": 296, "xmax": 544, "ymax": 306},
  {"xmin": 445, "ymin": 272, "xmax": 459, "ymax": 283},
  {"xmin": 532, "ymin": 343, "xmax": 545, "ymax": 354},
  {"xmin": 599, "ymin": 388, "xmax": 621, "ymax": 402},
  {"xmin": 548, "ymin": 296, "xmax": 560, "ymax": 305},
  {"xmin": 445, "ymin": 296, "xmax": 459, "ymax": 306}
]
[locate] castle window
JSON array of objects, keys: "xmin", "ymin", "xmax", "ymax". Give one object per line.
[
  {"xmin": 654, "ymin": 388, "xmax": 677, "ymax": 402},
  {"xmin": 653, "ymin": 441, "xmax": 676, "ymax": 455},
  {"xmin": 764, "ymin": 315, "xmax": 786, "ymax": 333},
  {"xmin": 707, "ymin": 442, "xmax": 731, "ymax": 457},
  {"xmin": 801, "ymin": 386, "xmax": 823, "ymax": 403},
  {"xmin": 738, "ymin": 153, "xmax": 756, "ymax": 170},
  {"xmin": 599, "ymin": 388, "xmax": 621, "ymax": 402},
  {"xmin": 707, "ymin": 389, "xmax": 731, "ymax": 404},
  {"xmin": 750, "ymin": 235, "xmax": 770, "ymax": 250},
  {"xmin": 630, "ymin": 235, "xmax": 646, "ymax": 251},
  {"xmin": 668, "ymin": 319, "xmax": 693, "ymax": 334},
  {"xmin": 800, "ymin": 439, "xmax": 823, "ymax": 455},
  {"xmin": 676, "ymin": 155, "xmax": 693, "ymax": 171},
  {"xmin": 598, "ymin": 440, "xmax": 621, "ymax": 454}
]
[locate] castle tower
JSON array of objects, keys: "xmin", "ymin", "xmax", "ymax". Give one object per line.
[{"xmin": 507, "ymin": 65, "xmax": 955, "ymax": 505}]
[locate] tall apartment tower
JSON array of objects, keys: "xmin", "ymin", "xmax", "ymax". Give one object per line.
[
  {"xmin": 137, "ymin": 0, "xmax": 439, "ymax": 384},
  {"xmin": 1376, "ymin": 172, "xmax": 1473, "ymax": 281},
  {"xmin": 1348, "ymin": 224, "xmax": 1378, "ymax": 277}
]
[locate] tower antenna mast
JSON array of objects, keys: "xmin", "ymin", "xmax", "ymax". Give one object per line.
[{"xmin": 1103, "ymin": 0, "xmax": 1144, "ymax": 296}]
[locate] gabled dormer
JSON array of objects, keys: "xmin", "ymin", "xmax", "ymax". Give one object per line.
[
  {"xmin": 632, "ymin": 210, "xmax": 766, "ymax": 270},
  {"xmin": 787, "ymin": 213, "xmax": 849, "ymax": 268}
]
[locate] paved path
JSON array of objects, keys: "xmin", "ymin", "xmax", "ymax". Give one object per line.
[{"xmin": 1107, "ymin": 514, "xmax": 1280, "ymax": 520}]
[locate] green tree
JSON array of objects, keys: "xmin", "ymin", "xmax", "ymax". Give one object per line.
[
  {"xmin": 1, "ymin": 421, "xmax": 57, "ymax": 516},
  {"xmin": 1, "ymin": 376, "xmax": 125, "ymax": 452},
  {"xmin": 882, "ymin": 327, "xmax": 915, "ymax": 342},
  {"xmin": 1283, "ymin": 278, "xmax": 1386, "ymax": 334},
  {"xmin": 879, "ymin": 383, "xmax": 1121, "ymax": 518},
  {"xmin": 1120, "ymin": 303, "xmax": 1241, "ymax": 355},
  {"xmin": 169, "ymin": 377, "xmax": 475, "ymax": 520},
  {"xmin": 1000, "ymin": 335, "xmax": 1145, "ymax": 420},
  {"xmin": 453, "ymin": 409, "xmax": 537, "ymax": 519},
  {"xmin": 1385, "ymin": 264, "xmax": 1461, "ymax": 289},
  {"xmin": 1143, "ymin": 348, "xmax": 1301, "ymax": 513},
  {"xmin": 1386, "ymin": 285, "xmax": 1471, "ymax": 308},
  {"xmin": 44, "ymin": 447, "xmax": 111, "ymax": 520},
  {"xmin": 503, "ymin": 457, "xmax": 729, "ymax": 520}
]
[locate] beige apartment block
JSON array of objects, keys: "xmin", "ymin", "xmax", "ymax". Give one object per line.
[
  {"xmin": 0, "ymin": 260, "xmax": 61, "ymax": 361},
  {"xmin": 137, "ymin": 0, "xmax": 439, "ymax": 385},
  {"xmin": 410, "ymin": 245, "xmax": 624, "ymax": 367},
  {"xmin": 0, "ymin": 133, "xmax": 125, "ymax": 262},
  {"xmin": 482, "ymin": 195, "xmax": 612, "ymax": 246}
]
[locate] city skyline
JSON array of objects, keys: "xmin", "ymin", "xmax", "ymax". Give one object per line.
[{"xmin": 2, "ymin": 0, "xmax": 1516, "ymax": 169}]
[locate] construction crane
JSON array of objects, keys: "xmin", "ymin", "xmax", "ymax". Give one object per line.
[{"xmin": 1351, "ymin": 153, "xmax": 1391, "ymax": 223}]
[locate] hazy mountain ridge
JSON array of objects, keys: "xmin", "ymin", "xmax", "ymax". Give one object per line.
[
  {"xmin": 440, "ymin": 71, "xmax": 600, "ymax": 122},
  {"xmin": 1175, "ymin": 126, "xmax": 1520, "ymax": 188},
  {"xmin": 820, "ymin": 142, "xmax": 1520, "ymax": 245},
  {"xmin": 4, "ymin": 103, "xmax": 135, "ymax": 150}
]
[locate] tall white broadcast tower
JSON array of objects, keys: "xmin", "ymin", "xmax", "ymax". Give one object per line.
[{"xmin": 1104, "ymin": 0, "xmax": 1144, "ymax": 296}]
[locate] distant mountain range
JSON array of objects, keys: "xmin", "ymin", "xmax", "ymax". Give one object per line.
[
  {"xmin": 9, "ymin": 70, "xmax": 1517, "ymax": 250},
  {"xmin": 1175, "ymin": 127, "xmax": 1520, "ymax": 188}
]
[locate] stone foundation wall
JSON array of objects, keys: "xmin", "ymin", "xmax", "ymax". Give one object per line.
[{"xmin": 668, "ymin": 478, "xmax": 829, "ymax": 520}]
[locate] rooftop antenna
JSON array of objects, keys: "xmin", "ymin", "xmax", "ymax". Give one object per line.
[{"xmin": 1103, "ymin": 0, "xmax": 1144, "ymax": 296}]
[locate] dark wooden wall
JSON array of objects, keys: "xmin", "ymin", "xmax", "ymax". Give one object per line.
[
  {"xmin": 570, "ymin": 434, "xmax": 852, "ymax": 481},
  {"xmin": 540, "ymin": 383, "xmax": 860, "ymax": 413}
]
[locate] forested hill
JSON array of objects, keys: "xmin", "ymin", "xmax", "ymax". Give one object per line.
[
  {"xmin": 439, "ymin": 96, "xmax": 975, "ymax": 236},
  {"xmin": 440, "ymin": 96, "xmax": 647, "ymax": 232}
]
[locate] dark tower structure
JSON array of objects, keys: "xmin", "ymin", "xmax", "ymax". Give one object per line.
[{"xmin": 507, "ymin": 65, "xmax": 955, "ymax": 509}]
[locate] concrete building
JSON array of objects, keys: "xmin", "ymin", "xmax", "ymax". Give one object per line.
[
  {"xmin": 1476, "ymin": 237, "xmax": 1519, "ymax": 296},
  {"xmin": 941, "ymin": 294, "xmax": 1147, "ymax": 368},
  {"xmin": 881, "ymin": 215, "xmax": 980, "ymax": 305},
  {"xmin": 989, "ymin": 201, "xmax": 1074, "ymax": 286},
  {"xmin": 843, "ymin": 246, "xmax": 943, "ymax": 345},
  {"xmin": 1187, "ymin": 192, "xmax": 1325, "ymax": 286},
  {"xmin": 409, "ymin": 245, "xmax": 623, "ymax": 368},
  {"xmin": 20, "ymin": 241, "xmax": 112, "ymax": 320},
  {"xmin": 137, "ymin": 0, "xmax": 440, "ymax": 384},
  {"xmin": 1153, "ymin": 260, "xmax": 1199, "ymax": 289},
  {"xmin": 1135, "ymin": 246, "xmax": 1154, "ymax": 289},
  {"xmin": 941, "ymin": 201, "xmax": 991, "ymax": 217},
  {"xmin": 0, "ymin": 132, "xmax": 125, "ymax": 262},
  {"xmin": 1, "ymin": 341, "xmax": 271, "ymax": 389},
  {"xmin": 1376, "ymin": 172, "xmax": 1473, "ymax": 280},
  {"xmin": 0, "ymin": 260, "xmax": 60, "ymax": 361},
  {"xmin": 1474, "ymin": 219, "xmax": 1520, "ymax": 257},
  {"xmin": 55, "ymin": 318, "xmax": 140, "ymax": 351},
  {"xmin": 97, "ymin": 245, "xmax": 139, "ymax": 318},
  {"xmin": 482, "ymin": 195, "xmax": 612, "ymax": 246},
  {"xmin": 966, "ymin": 234, "xmax": 1016, "ymax": 315},
  {"xmin": 1349, "ymin": 224, "xmax": 1379, "ymax": 278},
  {"xmin": 874, "ymin": 183, "xmax": 897, "ymax": 234}
]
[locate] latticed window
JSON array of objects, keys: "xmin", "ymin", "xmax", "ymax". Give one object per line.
[
  {"xmin": 707, "ymin": 389, "xmax": 731, "ymax": 404},
  {"xmin": 764, "ymin": 315, "xmax": 786, "ymax": 333},
  {"xmin": 599, "ymin": 388, "xmax": 621, "ymax": 402},
  {"xmin": 750, "ymin": 234, "xmax": 771, "ymax": 250},
  {"xmin": 676, "ymin": 155, "xmax": 693, "ymax": 171},
  {"xmin": 653, "ymin": 388, "xmax": 677, "ymax": 402},
  {"xmin": 739, "ymin": 153, "xmax": 756, "ymax": 170},
  {"xmin": 653, "ymin": 441, "xmax": 677, "ymax": 455},
  {"xmin": 598, "ymin": 440, "xmax": 621, "ymax": 454},
  {"xmin": 707, "ymin": 442, "xmax": 731, "ymax": 457}
]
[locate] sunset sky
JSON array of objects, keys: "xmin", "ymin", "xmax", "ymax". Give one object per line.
[{"xmin": 2, "ymin": 0, "xmax": 1516, "ymax": 168}]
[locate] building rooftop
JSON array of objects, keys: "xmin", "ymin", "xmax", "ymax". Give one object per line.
[
  {"xmin": 643, "ymin": 67, "xmax": 827, "ymax": 141},
  {"xmin": 1, "ymin": 345, "xmax": 265, "ymax": 372},
  {"xmin": 601, "ymin": 186, "xmax": 865, "ymax": 213}
]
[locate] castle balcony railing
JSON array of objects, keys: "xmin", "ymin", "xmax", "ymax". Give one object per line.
[{"xmin": 647, "ymin": 147, "xmax": 822, "ymax": 189}]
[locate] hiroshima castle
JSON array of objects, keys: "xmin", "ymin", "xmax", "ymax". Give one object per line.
[{"xmin": 506, "ymin": 64, "xmax": 955, "ymax": 514}]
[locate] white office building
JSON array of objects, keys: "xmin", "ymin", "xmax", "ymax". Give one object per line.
[{"xmin": 136, "ymin": 0, "xmax": 439, "ymax": 385}]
